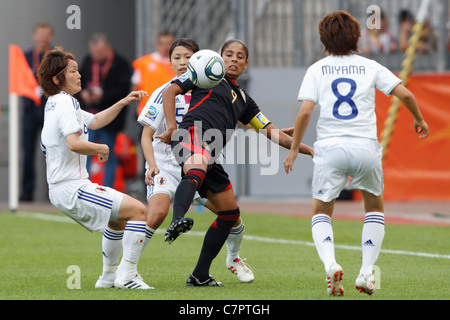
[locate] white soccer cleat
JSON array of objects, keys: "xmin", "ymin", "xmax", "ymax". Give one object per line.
[
  {"xmin": 95, "ymin": 275, "xmax": 115, "ymax": 288},
  {"xmin": 226, "ymin": 258, "xmax": 255, "ymax": 283},
  {"xmin": 355, "ymin": 273, "xmax": 375, "ymax": 295},
  {"xmin": 114, "ymin": 274, "xmax": 154, "ymax": 290},
  {"xmin": 326, "ymin": 263, "xmax": 344, "ymax": 296}
]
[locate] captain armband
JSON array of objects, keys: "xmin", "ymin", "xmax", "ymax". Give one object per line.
[{"xmin": 249, "ymin": 112, "xmax": 271, "ymax": 132}]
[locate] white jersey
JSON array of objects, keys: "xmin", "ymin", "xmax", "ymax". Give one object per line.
[
  {"xmin": 41, "ymin": 91, "xmax": 95, "ymax": 185},
  {"xmin": 137, "ymin": 78, "xmax": 191, "ymax": 171},
  {"xmin": 298, "ymin": 54, "xmax": 401, "ymax": 141}
]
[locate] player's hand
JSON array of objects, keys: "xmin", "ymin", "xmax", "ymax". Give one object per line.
[
  {"xmin": 414, "ymin": 119, "xmax": 429, "ymax": 139},
  {"xmin": 155, "ymin": 127, "xmax": 176, "ymax": 145},
  {"xmin": 97, "ymin": 144, "xmax": 109, "ymax": 163},
  {"xmin": 283, "ymin": 149, "xmax": 298, "ymax": 174},
  {"xmin": 281, "ymin": 127, "xmax": 294, "ymax": 137},
  {"xmin": 122, "ymin": 90, "xmax": 148, "ymax": 105},
  {"xmin": 145, "ymin": 167, "xmax": 160, "ymax": 186}
]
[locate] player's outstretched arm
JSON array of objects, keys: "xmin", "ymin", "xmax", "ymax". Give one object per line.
[
  {"xmin": 156, "ymin": 83, "xmax": 184, "ymax": 144},
  {"xmin": 283, "ymin": 100, "xmax": 315, "ymax": 174},
  {"xmin": 89, "ymin": 90, "xmax": 148, "ymax": 130},
  {"xmin": 390, "ymin": 84, "xmax": 429, "ymax": 139},
  {"xmin": 66, "ymin": 132, "xmax": 109, "ymax": 162},
  {"xmin": 261, "ymin": 123, "xmax": 314, "ymax": 157}
]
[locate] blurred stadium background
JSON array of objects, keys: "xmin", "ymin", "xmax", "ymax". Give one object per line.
[{"xmin": 0, "ymin": 0, "xmax": 449, "ymax": 211}]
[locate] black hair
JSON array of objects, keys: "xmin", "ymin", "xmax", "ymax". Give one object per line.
[
  {"xmin": 169, "ymin": 38, "xmax": 200, "ymax": 60},
  {"xmin": 220, "ymin": 39, "xmax": 249, "ymax": 60}
]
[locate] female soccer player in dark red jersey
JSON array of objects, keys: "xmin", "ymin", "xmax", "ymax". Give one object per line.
[{"xmin": 158, "ymin": 39, "xmax": 314, "ymax": 286}]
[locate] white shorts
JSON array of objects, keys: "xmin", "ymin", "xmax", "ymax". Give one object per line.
[
  {"xmin": 146, "ymin": 165, "xmax": 207, "ymax": 206},
  {"xmin": 49, "ymin": 179, "xmax": 123, "ymax": 233},
  {"xmin": 312, "ymin": 137, "xmax": 383, "ymax": 202}
]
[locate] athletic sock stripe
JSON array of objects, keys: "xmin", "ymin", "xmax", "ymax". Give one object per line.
[
  {"xmin": 187, "ymin": 169, "xmax": 206, "ymax": 182},
  {"xmin": 145, "ymin": 228, "xmax": 154, "ymax": 239},
  {"xmin": 311, "ymin": 216, "xmax": 331, "ymax": 227},
  {"xmin": 365, "ymin": 215, "xmax": 385, "ymax": 225},
  {"xmin": 103, "ymin": 229, "xmax": 123, "ymax": 240},
  {"xmin": 125, "ymin": 222, "xmax": 146, "ymax": 233},
  {"xmin": 230, "ymin": 224, "xmax": 245, "ymax": 235},
  {"xmin": 218, "ymin": 214, "xmax": 240, "ymax": 221}
]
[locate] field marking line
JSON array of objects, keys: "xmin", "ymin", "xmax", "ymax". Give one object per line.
[{"xmin": 13, "ymin": 211, "xmax": 450, "ymax": 260}]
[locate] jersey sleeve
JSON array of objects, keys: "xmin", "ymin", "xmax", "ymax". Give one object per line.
[
  {"xmin": 375, "ymin": 63, "xmax": 402, "ymax": 96},
  {"xmin": 239, "ymin": 94, "xmax": 271, "ymax": 131},
  {"xmin": 173, "ymin": 72, "xmax": 196, "ymax": 94},
  {"xmin": 57, "ymin": 96, "xmax": 83, "ymax": 137},
  {"xmin": 81, "ymin": 109, "xmax": 95, "ymax": 128},
  {"xmin": 137, "ymin": 87, "xmax": 166, "ymax": 131},
  {"xmin": 297, "ymin": 66, "xmax": 319, "ymax": 103}
]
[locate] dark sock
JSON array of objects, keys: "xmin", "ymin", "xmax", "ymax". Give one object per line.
[
  {"xmin": 192, "ymin": 208, "xmax": 240, "ymax": 281},
  {"xmin": 171, "ymin": 168, "xmax": 206, "ymax": 223}
]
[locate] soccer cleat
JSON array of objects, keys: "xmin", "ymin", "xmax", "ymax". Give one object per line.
[
  {"xmin": 94, "ymin": 275, "xmax": 115, "ymax": 288},
  {"xmin": 164, "ymin": 217, "xmax": 194, "ymax": 244},
  {"xmin": 114, "ymin": 274, "xmax": 154, "ymax": 290},
  {"xmin": 326, "ymin": 263, "xmax": 344, "ymax": 296},
  {"xmin": 355, "ymin": 273, "xmax": 375, "ymax": 295},
  {"xmin": 185, "ymin": 274, "xmax": 224, "ymax": 287},
  {"xmin": 226, "ymin": 258, "xmax": 255, "ymax": 283}
]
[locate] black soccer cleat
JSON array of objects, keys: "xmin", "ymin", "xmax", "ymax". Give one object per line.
[
  {"xmin": 185, "ymin": 274, "xmax": 224, "ymax": 287},
  {"xmin": 164, "ymin": 217, "xmax": 194, "ymax": 244}
]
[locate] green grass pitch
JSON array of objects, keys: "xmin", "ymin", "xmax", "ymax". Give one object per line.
[{"xmin": 0, "ymin": 209, "xmax": 448, "ymax": 301}]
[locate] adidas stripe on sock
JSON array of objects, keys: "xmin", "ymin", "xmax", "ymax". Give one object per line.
[
  {"xmin": 311, "ymin": 214, "xmax": 336, "ymax": 271},
  {"xmin": 122, "ymin": 221, "xmax": 146, "ymax": 264},
  {"xmin": 102, "ymin": 227, "xmax": 123, "ymax": 274},
  {"xmin": 143, "ymin": 225, "xmax": 155, "ymax": 249},
  {"xmin": 226, "ymin": 223, "xmax": 245, "ymax": 261},
  {"xmin": 360, "ymin": 212, "xmax": 385, "ymax": 275}
]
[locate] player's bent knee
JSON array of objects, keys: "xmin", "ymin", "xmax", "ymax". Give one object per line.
[
  {"xmin": 217, "ymin": 208, "xmax": 240, "ymax": 223},
  {"xmin": 118, "ymin": 195, "xmax": 147, "ymax": 222}
]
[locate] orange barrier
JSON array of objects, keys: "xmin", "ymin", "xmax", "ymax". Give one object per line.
[{"xmin": 375, "ymin": 73, "xmax": 450, "ymax": 200}]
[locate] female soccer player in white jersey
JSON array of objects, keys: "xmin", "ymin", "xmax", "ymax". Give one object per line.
[
  {"xmin": 283, "ymin": 11, "xmax": 429, "ymax": 296},
  {"xmin": 138, "ymin": 39, "xmax": 254, "ymax": 283},
  {"xmin": 38, "ymin": 48, "xmax": 152, "ymax": 289}
]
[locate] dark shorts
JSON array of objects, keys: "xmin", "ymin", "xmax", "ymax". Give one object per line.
[
  {"xmin": 171, "ymin": 125, "xmax": 232, "ymax": 198},
  {"xmin": 193, "ymin": 163, "xmax": 232, "ymax": 198}
]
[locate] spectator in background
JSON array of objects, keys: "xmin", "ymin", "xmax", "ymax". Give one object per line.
[
  {"xmin": 20, "ymin": 22, "xmax": 54, "ymax": 202},
  {"xmin": 398, "ymin": 9, "xmax": 437, "ymax": 53},
  {"xmin": 131, "ymin": 30, "xmax": 176, "ymax": 117},
  {"xmin": 360, "ymin": 9, "xmax": 397, "ymax": 54},
  {"xmin": 78, "ymin": 33, "xmax": 133, "ymax": 188}
]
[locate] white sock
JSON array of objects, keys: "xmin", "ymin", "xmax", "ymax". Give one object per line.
[
  {"xmin": 117, "ymin": 221, "xmax": 146, "ymax": 279},
  {"xmin": 360, "ymin": 212, "xmax": 385, "ymax": 275},
  {"xmin": 311, "ymin": 214, "xmax": 336, "ymax": 272},
  {"xmin": 101, "ymin": 227, "xmax": 123, "ymax": 281},
  {"xmin": 143, "ymin": 225, "xmax": 156, "ymax": 250},
  {"xmin": 226, "ymin": 222, "xmax": 245, "ymax": 261}
]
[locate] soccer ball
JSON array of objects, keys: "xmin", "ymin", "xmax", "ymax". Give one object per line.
[{"xmin": 187, "ymin": 49, "xmax": 225, "ymax": 89}]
